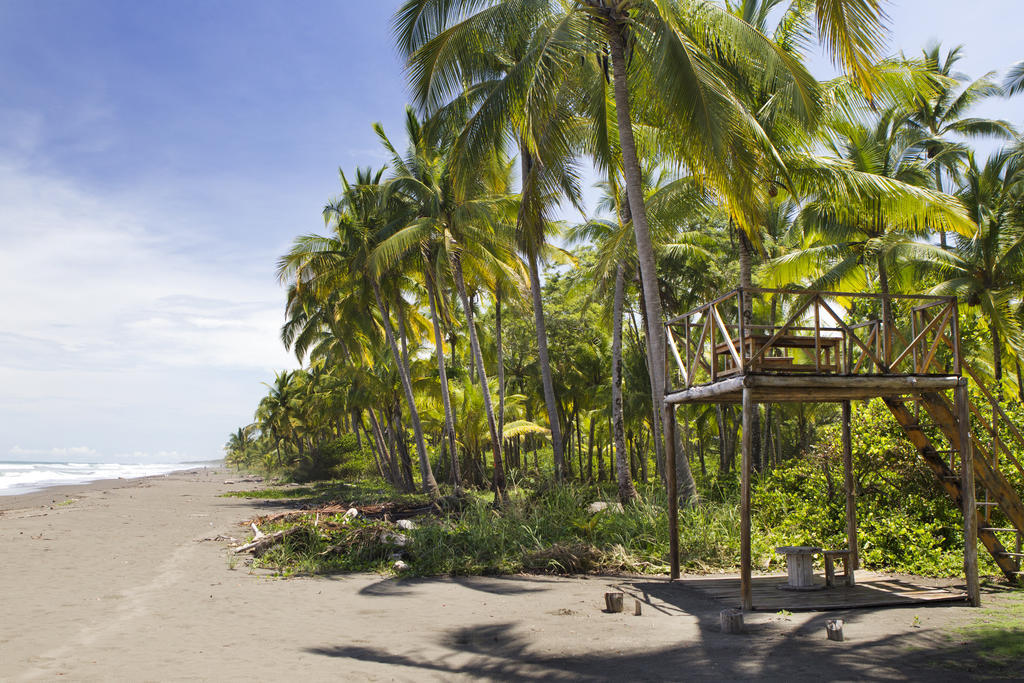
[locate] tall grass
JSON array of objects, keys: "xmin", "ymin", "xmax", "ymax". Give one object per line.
[{"xmin": 250, "ymin": 482, "xmax": 741, "ymax": 577}]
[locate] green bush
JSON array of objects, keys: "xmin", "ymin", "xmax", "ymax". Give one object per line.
[
  {"xmin": 752, "ymin": 399, "xmax": 993, "ymax": 576},
  {"xmin": 290, "ymin": 434, "xmax": 373, "ymax": 482}
]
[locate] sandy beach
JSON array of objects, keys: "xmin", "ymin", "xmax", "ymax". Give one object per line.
[{"xmin": 0, "ymin": 470, "xmax": 1014, "ymax": 681}]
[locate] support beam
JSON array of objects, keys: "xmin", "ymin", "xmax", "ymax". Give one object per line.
[
  {"xmin": 664, "ymin": 402, "xmax": 680, "ymax": 580},
  {"xmin": 956, "ymin": 381, "xmax": 981, "ymax": 607},
  {"xmin": 740, "ymin": 386, "xmax": 754, "ymax": 611},
  {"xmin": 842, "ymin": 401, "xmax": 859, "ymax": 569}
]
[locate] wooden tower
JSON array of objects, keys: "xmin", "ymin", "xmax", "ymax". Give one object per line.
[{"xmin": 661, "ymin": 288, "xmax": 1024, "ymax": 610}]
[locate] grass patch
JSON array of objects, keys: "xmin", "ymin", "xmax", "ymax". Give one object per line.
[
  {"xmin": 243, "ymin": 481, "xmax": 740, "ymax": 577},
  {"xmin": 956, "ymin": 589, "xmax": 1024, "ymax": 669},
  {"xmin": 223, "ymin": 487, "xmax": 317, "ymax": 500},
  {"xmin": 223, "ymin": 479, "xmax": 431, "ymax": 507}
]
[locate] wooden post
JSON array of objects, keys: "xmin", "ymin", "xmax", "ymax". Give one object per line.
[
  {"xmin": 842, "ymin": 400, "xmax": 859, "ymax": 569},
  {"xmin": 956, "ymin": 380, "xmax": 980, "ymax": 607},
  {"xmin": 951, "ymin": 300, "xmax": 962, "ymax": 376},
  {"xmin": 604, "ymin": 592, "xmax": 624, "ymax": 613},
  {"xmin": 741, "ymin": 290, "xmax": 749, "ymax": 370},
  {"xmin": 740, "ymin": 384, "xmax": 754, "ymax": 611},
  {"xmin": 720, "ymin": 608, "xmax": 744, "ymax": 634},
  {"xmin": 664, "ymin": 401, "xmax": 680, "ymax": 580},
  {"xmin": 814, "ymin": 297, "xmax": 821, "ymax": 372}
]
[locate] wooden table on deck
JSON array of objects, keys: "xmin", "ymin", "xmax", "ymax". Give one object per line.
[
  {"xmin": 715, "ymin": 333, "xmax": 842, "ymax": 375},
  {"xmin": 775, "ymin": 546, "xmax": 823, "ymax": 590}
]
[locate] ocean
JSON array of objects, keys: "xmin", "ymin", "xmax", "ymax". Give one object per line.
[{"xmin": 0, "ymin": 461, "xmax": 217, "ymax": 496}]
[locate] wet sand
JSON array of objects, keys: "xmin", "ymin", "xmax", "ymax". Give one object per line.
[{"xmin": 0, "ymin": 470, "xmax": 1011, "ymax": 681}]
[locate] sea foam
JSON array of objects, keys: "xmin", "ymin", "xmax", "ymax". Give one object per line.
[{"xmin": 0, "ymin": 461, "xmax": 204, "ymax": 496}]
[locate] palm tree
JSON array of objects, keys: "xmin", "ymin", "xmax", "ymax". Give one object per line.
[
  {"xmin": 771, "ymin": 106, "xmax": 973, "ymax": 359},
  {"xmin": 372, "ymin": 109, "xmax": 523, "ymax": 502},
  {"xmin": 394, "ymin": 2, "xmax": 584, "ymax": 482},
  {"xmin": 395, "ymin": 1, "xmax": 887, "ymax": 487},
  {"xmin": 570, "ymin": 203, "xmax": 639, "ymax": 502},
  {"xmin": 912, "ymin": 152, "xmax": 1024, "ymax": 394},
  {"xmin": 1003, "ymin": 60, "xmax": 1024, "ymax": 97},
  {"xmin": 278, "ymin": 167, "xmax": 440, "ymax": 497},
  {"xmin": 904, "ymin": 43, "xmax": 1016, "ymax": 247}
]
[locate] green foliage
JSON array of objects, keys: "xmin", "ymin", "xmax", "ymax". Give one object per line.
[
  {"xmin": 953, "ymin": 591, "xmax": 1024, "ymax": 670},
  {"xmin": 753, "ymin": 400, "xmax": 997, "ymax": 576},
  {"xmin": 244, "ymin": 480, "xmax": 742, "ymax": 577},
  {"xmin": 291, "ymin": 434, "xmax": 374, "ymax": 483},
  {"xmin": 223, "ymin": 487, "xmax": 317, "ymax": 500}
]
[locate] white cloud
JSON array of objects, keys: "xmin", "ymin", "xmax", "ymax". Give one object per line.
[
  {"xmin": 0, "ymin": 161, "xmax": 295, "ymax": 372},
  {"xmin": 9, "ymin": 445, "xmax": 98, "ymax": 458},
  {"xmin": 0, "ymin": 161, "xmax": 299, "ymax": 460}
]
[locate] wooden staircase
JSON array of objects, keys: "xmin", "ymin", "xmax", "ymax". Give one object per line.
[{"xmin": 884, "ymin": 391, "xmax": 1024, "ymax": 582}]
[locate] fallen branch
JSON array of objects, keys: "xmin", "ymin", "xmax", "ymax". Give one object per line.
[{"xmin": 233, "ymin": 526, "xmax": 304, "ymax": 557}]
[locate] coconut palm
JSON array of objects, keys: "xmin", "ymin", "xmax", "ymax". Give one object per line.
[
  {"xmin": 394, "ymin": 2, "xmax": 585, "ymax": 482},
  {"xmin": 770, "ymin": 105, "xmax": 974, "ymax": 358},
  {"xmin": 371, "ymin": 109, "xmax": 525, "ymax": 502},
  {"xmin": 911, "ymin": 152, "xmax": 1024, "ymax": 394},
  {"xmin": 904, "ymin": 43, "xmax": 1017, "ymax": 247},
  {"xmin": 278, "ymin": 167, "xmax": 441, "ymax": 498},
  {"xmin": 1003, "ymin": 60, "xmax": 1024, "ymax": 97},
  {"xmin": 394, "ymin": 1, "xmax": 888, "ymax": 495}
]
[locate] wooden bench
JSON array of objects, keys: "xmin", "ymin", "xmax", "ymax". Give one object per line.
[
  {"xmin": 714, "ymin": 334, "xmax": 842, "ymax": 375},
  {"xmin": 823, "ymin": 549, "xmax": 855, "ymax": 587}
]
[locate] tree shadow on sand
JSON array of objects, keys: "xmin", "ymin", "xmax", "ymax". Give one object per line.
[
  {"xmin": 305, "ymin": 617, "xmax": 993, "ymax": 681},
  {"xmin": 356, "ymin": 574, "xmax": 562, "ymax": 598}
]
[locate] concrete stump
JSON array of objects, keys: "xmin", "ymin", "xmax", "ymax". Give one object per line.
[{"xmin": 826, "ymin": 619, "xmax": 844, "ymax": 642}]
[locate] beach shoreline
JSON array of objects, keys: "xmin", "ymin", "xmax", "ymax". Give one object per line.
[
  {"xmin": 0, "ymin": 461, "xmax": 223, "ymax": 500},
  {"xmin": 0, "ymin": 469, "xmax": 1015, "ymax": 681}
]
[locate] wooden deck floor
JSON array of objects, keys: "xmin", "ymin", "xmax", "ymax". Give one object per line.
[{"xmin": 683, "ymin": 572, "xmax": 968, "ymax": 611}]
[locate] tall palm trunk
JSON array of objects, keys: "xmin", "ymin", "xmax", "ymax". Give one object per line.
[
  {"xmin": 605, "ymin": 18, "xmax": 696, "ymax": 503},
  {"xmin": 877, "ymin": 255, "xmax": 894, "ymax": 364},
  {"xmin": 612, "ymin": 260, "xmax": 639, "ymax": 503},
  {"xmin": 934, "ymin": 165, "xmax": 947, "ymax": 249},
  {"xmin": 397, "ymin": 298, "xmax": 441, "ymax": 494},
  {"xmin": 520, "ymin": 144, "xmax": 567, "ymax": 481},
  {"xmin": 368, "ymin": 406, "xmax": 401, "ymax": 489},
  {"xmin": 737, "ymin": 223, "xmax": 761, "ymax": 470},
  {"xmin": 992, "ymin": 326, "xmax": 1004, "ymax": 399},
  {"xmin": 451, "ymin": 256, "xmax": 508, "ymax": 502},
  {"xmin": 496, "ymin": 286, "xmax": 507, "ymax": 473},
  {"xmin": 371, "ymin": 279, "xmax": 439, "ymax": 498},
  {"xmin": 635, "ymin": 283, "xmax": 666, "ymax": 481},
  {"xmin": 426, "ymin": 275, "xmax": 461, "ymax": 489},
  {"xmin": 588, "ymin": 414, "xmax": 596, "ymax": 481}
]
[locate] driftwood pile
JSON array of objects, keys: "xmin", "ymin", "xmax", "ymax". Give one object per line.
[
  {"xmin": 247, "ymin": 499, "xmax": 442, "ymax": 528},
  {"xmin": 233, "ymin": 498, "xmax": 450, "ymax": 558}
]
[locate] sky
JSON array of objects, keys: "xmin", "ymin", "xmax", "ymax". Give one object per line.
[{"xmin": 0, "ymin": 1, "xmax": 1021, "ymax": 464}]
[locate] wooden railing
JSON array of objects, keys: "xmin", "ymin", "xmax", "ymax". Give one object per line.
[{"xmin": 664, "ymin": 288, "xmax": 961, "ymax": 391}]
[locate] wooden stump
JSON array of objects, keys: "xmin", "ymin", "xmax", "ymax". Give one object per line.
[
  {"xmin": 604, "ymin": 592, "xmax": 624, "ymax": 613},
  {"xmin": 634, "ymin": 599, "xmax": 643, "ymax": 616},
  {"xmin": 720, "ymin": 608, "xmax": 744, "ymax": 634},
  {"xmin": 826, "ymin": 619, "xmax": 844, "ymax": 642}
]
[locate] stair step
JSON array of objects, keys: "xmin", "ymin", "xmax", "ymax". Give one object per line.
[{"xmin": 887, "ymin": 393, "xmax": 1024, "ymax": 585}]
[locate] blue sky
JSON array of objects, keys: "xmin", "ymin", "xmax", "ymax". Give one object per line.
[{"xmin": 0, "ymin": 1, "xmax": 1021, "ymax": 463}]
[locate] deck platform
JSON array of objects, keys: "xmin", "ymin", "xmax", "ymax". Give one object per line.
[
  {"xmin": 664, "ymin": 373, "xmax": 961, "ymax": 405},
  {"xmin": 682, "ymin": 572, "xmax": 968, "ymax": 612}
]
